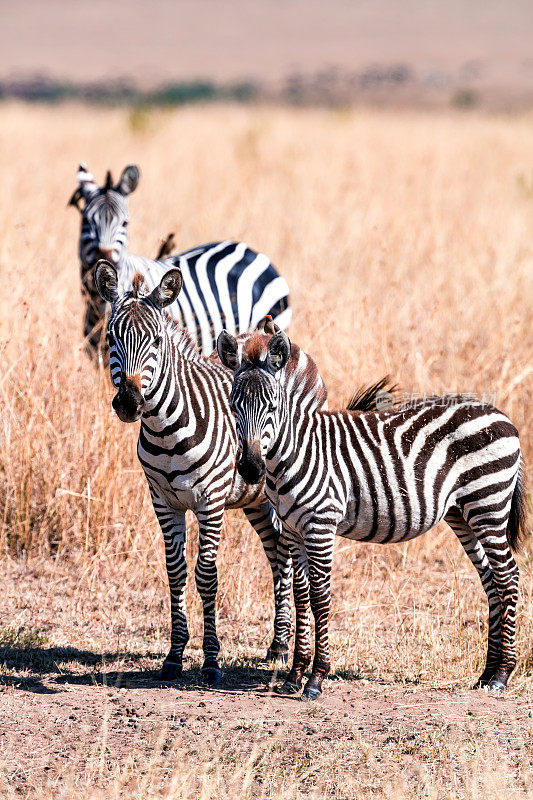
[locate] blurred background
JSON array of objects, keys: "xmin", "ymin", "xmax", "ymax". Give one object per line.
[{"xmin": 2, "ymin": 0, "xmax": 533, "ymax": 109}]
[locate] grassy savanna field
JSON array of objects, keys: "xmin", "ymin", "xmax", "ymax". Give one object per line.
[{"xmin": 0, "ymin": 103, "xmax": 532, "ymax": 798}]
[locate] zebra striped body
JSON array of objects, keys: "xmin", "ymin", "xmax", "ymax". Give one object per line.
[
  {"xmin": 94, "ymin": 262, "xmax": 324, "ymax": 683},
  {"xmin": 218, "ymin": 329, "xmax": 527, "ymax": 699},
  {"xmin": 71, "ymin": 164, "xmax": 291, "ymax": 357}
]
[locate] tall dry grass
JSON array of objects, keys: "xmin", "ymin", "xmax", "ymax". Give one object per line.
[{"xmin": 0, "ymin": 103, "xmax": 531, "ymax": 798}]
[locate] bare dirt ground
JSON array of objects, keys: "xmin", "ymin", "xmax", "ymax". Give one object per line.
[
  {"xmin": 3, "ymin": 676, "xmax": 531, "ymax": 797},
  {"xmin": 2, "ymin": 551, "xmax": 532, "ymax": 799}
]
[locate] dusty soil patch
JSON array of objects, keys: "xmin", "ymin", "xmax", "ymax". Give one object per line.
[{"xmin": 1, "ymin": 666, "xmax": 532, "ymax": 798}]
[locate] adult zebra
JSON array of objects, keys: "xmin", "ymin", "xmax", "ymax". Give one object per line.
[
  {"xmin": 218, "ymin": 328, "xmax": 527, "ymax": 700},
  {"xmin": 69, "ymin": 163, "xmax": 291, "ymax": 357},
  {"xmin": 93, "ymin": 260, "xmax": 325, "ymax": 684}
]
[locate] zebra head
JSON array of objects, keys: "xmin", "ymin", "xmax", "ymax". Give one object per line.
[
  {"xmin": 217, "ymin": 329, "xmax": 291, "ymax": 484},
  {"xmin": 95, "ymin": 259, "xmax": 182, "ymax": 423},
  {"xmin": 69, "ymin": 163, "xmax": 140, "ymax": 267}
]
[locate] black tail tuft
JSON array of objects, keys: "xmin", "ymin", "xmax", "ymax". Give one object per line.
[
  {"xmin": 347, "ymin": 376, "xmax": 398, "ymax": 413},
  {"xmin": 507, "ymin": 459, "xmax": 528, "ymax": 553}
]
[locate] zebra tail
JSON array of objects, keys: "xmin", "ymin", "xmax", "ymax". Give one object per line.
[
  {"xmin": 346, "ymin": 376, "xmax": 397, "ymax": 413},
  {"xmin": 508, "ymin": 458, "xmax": 528, "ymax": 553}
]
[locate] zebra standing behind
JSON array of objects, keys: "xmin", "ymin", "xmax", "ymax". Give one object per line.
[
  {"xmin": 69, "ymin": 163, "xmax": 291, "ymax": 357},
  {"xmin": 92, "ymin": 261, "xmax": 330, "ymax": 684},
  {"xmin": 218, "ymin": 328, "xmax": 527, "ymax": 700}
]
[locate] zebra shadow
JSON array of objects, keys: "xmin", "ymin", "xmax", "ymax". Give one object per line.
[
  {"xmin": 0, "ymin": 644, "xmax": 160, "ymax": 693},
  {"xmin": 0, "ymin": 645, "xmax": 279, "ymax": 694}
]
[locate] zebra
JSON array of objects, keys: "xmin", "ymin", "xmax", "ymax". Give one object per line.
[
  {"xmin": 69, "ymin": 163, "xmax": 291, "ymax": 358},
  {"xmin": 92, "ymin": 260, "xmax": 325, "ymax": 685},
  {"xmin": 217, "ymin": 328, "xmax": 527, "ymax": 700}
]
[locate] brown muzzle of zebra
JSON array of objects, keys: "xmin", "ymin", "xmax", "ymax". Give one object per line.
[
  {"xmin": 237, "ymin": 439, "xmax": 266, "ymax": 486},
  {"xmin": 112, "ymin": 374, "xmax": 145, "ymax": 423}
]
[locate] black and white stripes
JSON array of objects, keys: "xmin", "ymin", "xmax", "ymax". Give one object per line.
[
  {"xmin": 218, "ymin": 328, "xmax": 527, "ymax": 699},
  {"xmin": 70, "ymin": 163, "xmax": 291, "ymax": 357},
  {"xmin": 94, "ymin": 263, "xmax": 326, "ymax": 683}
]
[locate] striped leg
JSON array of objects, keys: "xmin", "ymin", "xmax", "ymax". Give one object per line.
[
  {"xmin": 243, "ymin": 501, "xmax": 292, "ymax": 662},
  {"xmin": 150, "ymin": 496, "xmax": 188, "ymax": 680},
  {"xmin": 195, "ymin": 508, "xmax": 224, "ymax": 685},
  {"xmin": 302, "ymin": 529, "xmax": 335, "ymax": 701},
  {"xmin": 276, "ymin": 528, "xmax": 312, "ymax": 695},
  {"xmin": 445, "ymin": 509, "xmax": 502, "ymax": 687},
  {"xmin": 474, "ymin": 525, "xmax": 519, "ymax": 691}
]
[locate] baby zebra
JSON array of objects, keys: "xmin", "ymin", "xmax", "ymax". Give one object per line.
[
  {"xmin": 93, "ymin": 261, "xmax": 328, "ymax": 684},
  {"xmin": 69, "ymin": 163, "xmax": 291, "ymax": 357},
  {"xmin": 218, "ymin": 329, "xmax": 527, "ymax": 700}
]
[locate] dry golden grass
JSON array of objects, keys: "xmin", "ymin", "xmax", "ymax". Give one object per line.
[{"xmin": 0, "ymin": 102, "xmax": 532, "ymax": 799}]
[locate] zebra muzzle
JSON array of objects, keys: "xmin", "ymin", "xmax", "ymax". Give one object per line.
[
  {"xmin": 237, "ymin": 440, "xmax": 266, "ymax": 485},
  {"xmin": 112, "ymin": 375, "xmax": 144, "ymax": 423}
]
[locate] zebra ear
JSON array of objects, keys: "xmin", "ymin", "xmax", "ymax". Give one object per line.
[
  {"xmin": 95, "ymin": 260, "xmax": 119, "ymax": 303},
  {"xmin": 151, "ymin": 268, "xmax": 183, "ymax": 308},
  {"xmin": 68, "ymin": 187, "xmax": 83, "ymax": 211},
  {"xmin": 217, "ymin": 331, "xmax": 240, "ymax": 372},
  {"xmin": 267, "ymin": 331, "xmax": 291, "ymax": 372},
  {"xmin": 116, "ymin": 165, "xmax": 140, "ymax": 196}
]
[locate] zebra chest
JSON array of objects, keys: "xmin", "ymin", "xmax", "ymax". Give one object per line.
[{"xmin": 137, "ymin": 446, "xmax": 211, "ymax": 511}]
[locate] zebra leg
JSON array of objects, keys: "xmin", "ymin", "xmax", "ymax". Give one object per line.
[
  {"xmin": 301, "ymin": 531, "xmax": 334, "ymax": 701},
  {"xmin": 473, "ymin": 524, "xmax": 520, "ymax": 692},
  {"xmin": 195, "ymin": 508, "xmax": 224, "ymax": 686},
  {"xmin": 243, "ymin": 501, "xmax": 292, "ymax": 662},
  {"xmin": 151, "ymin": 499, "xmax": 189, "ymax": 680},
  {"xmin": 276, "ymin": 530, "xmax": 312, "ymax": 695},
  {"xmin": 445, "ymin": 509, "xmax": 502, "ymax": 687}
]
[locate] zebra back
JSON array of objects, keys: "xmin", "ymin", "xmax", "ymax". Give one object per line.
[{"xmin": 70, "ymin": 164, "xmax": 291, "ymax": 357}]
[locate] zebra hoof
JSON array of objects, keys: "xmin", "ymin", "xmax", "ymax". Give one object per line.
[
  {"xmin": 301, "ymin": 685, "xmax": 322, "ymax": 702},
  {"xmin": 266, "ymin": 647, "xmax": 289, "ymax": 665},
  {"xmin": 201, "ymin": 662, "xmax": 222, "ymax": 687},
  {"xmin": 160, "ymin": 659, "xmax": 183, "ymax": 681},
  {"xmin": 487, "ymin": 679, "xmax": 506, "ymax": 694},
  {"xmin": 274, "ymin": 680, "xmax": 301, "ymax": 696}
]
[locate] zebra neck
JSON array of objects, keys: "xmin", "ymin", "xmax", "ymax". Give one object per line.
[{"xmin": 141, "ymin": 341, "xmax": 229, "ymax": 434}]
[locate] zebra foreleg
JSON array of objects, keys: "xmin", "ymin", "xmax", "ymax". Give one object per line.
[
  {"xmin": 152, "ymin": 503, "xmax": 189, "ymax": 681},
  {"xmin": 301, "ymin": 530, "xmax": 334, "ymax": 701},
  {"xmin": 275, "ymin": 529, "xmax": 312, "ymax": 695},
  {"xmin": 195, "ymin": 508, "xmax": 224, "ymax": 686},
  {"xmin": 243, "ymin": 501, "xmax": 293, "ymax": 662}
]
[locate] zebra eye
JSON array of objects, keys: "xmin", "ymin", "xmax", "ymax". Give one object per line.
[
  {"xmin": 153, "ymin": 335, "xmax": 162, "ymax": 347},
  {"xmin": 268, "ymin": 402, "xmax": 277, "ymax": 412},
  {"xmin": 123, "ymin": 221, "xmax": 128, "ymax": 227}
]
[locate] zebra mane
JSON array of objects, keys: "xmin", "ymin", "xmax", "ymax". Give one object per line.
[
  {"xmin": 346, "ymin": 376, "xmax": 398, "ymax": 413},
  {"xmin": 162, "ymin": 311, "xmax": 203, "ymax": 361}
]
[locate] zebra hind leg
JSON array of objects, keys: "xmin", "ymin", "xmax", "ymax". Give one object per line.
[
  {"xmin": 445, "ymin": 509, "xmax": 502, "ymax": 688},
  {"xmin": 243, "ymin": 502, "xmax": 292, "ymax": 663},
  {"xmin": 471, "ymin": 519, "xmax": 520, "ymax": 692}
]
